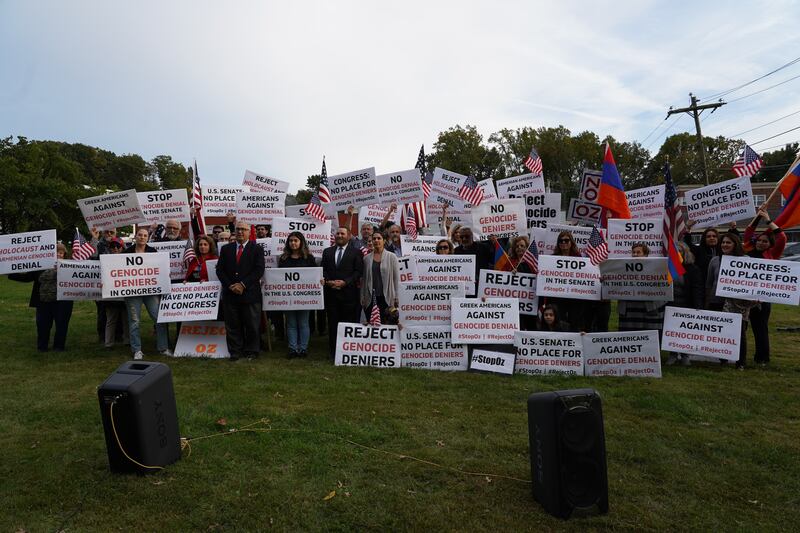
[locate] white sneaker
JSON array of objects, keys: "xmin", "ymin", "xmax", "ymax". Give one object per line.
[
  {"xmin": 133, "ymin": 351, "xmax": 144, "ymax": 360},
  {"xmin": 160, "ymin": 349, "xmax": 173, "ymax": 356}
]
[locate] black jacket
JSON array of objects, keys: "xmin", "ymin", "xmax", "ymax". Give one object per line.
[
  {"xmin": 321, "ymin": 244, "xmax": 363, "ymax": 304},
  {"xmin": 216, "ymin": 240, "xmax": 266, "ymax": 304}
]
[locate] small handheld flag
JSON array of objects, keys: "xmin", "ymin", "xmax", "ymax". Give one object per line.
[
  {"xmin": 597, "ymin": 142, "xmax": 631, "ymax": 220},
  {"xmin": 458, "ymin": 174, "xmax": 484, "ymax": 207},
  {"xmin": 523, "ymin": 146, "xmax": 543, "ymax": 175},
  {"xmin": 369, "ymin": 290, "xmax": 382, "ymax": 326},
  {"xmin": 521, "ymin": 239, "xmax": 539, "ymax": 273},
  {"xmin": 404, "ymin": 204, "xmax": 418, "ymax": 239},
  {"xmin": 182, "ymin": 239, "xmax": 196, "ymax": 269},
  {"xmin": 732, "ymin": 144, "xmax": 763, "ymax": 178},
  {"xmin": 584, "ymin": 226, "xmax": 609, "ymax": 266},
  {"xmin": 71, "ymin": 228, "xmax": 96, "ymax": 260}
]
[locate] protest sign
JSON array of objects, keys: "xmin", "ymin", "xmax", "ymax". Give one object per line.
[
  {"xmin": 206, "ymin": 259, "xmax": 219, "ymax": 282},
  {"xmin": 478, "ymin": 270, "xmax": 538, "ymax": 315},
  {"xmin": 430, "ymin": 167, "xmax": 469, "ymax": 207},
  {"xmin": 328, "ymin": 167, "xmax": 379, "ymax": 210},
  {"xmin": 627, "ymin": 185, "xmax": 665, "ymax": 219},
  {"xmin": 715, "ymin": 255, "xmax": 800, "ymax": 305},
  {"xmin": 661, "ymin": 306, "xmax": 742, "ymax": 361},
  {"xmin": 235, "ymin": 191, "xmax": 286, "ymax": 224},
  {"xmin": 375, "ymin": 169, "xmax": 425, "ymax": 205},
  {"xmin": 471, "ymin": 198, "xmax": 526, "ymax": 239},
  {"xmin": 583, "ymin": 330, "xmax": 662, "ymax": 378},
  {"xmin": 685, "ymin": 176, "xmax": 756, "ymax": 226},
  {"xmin": 514, "ymin": 331, "xmax": 584, "ymax": 376},
  {"xmin": 270, "ymin": 217, "xmax": 332, "ymax": 258},
  {"xmin": 416, "ymin": 256, "xmax": 476, "ymax": 296},
  {"xmin": 399, "ymin": 235, "xmax": 441, "ymax": 256},
  {"xmin": 397, "ymin": 281, "xmax": 464, "ymax": 325},
  {"xmin": 242, "ymin": 170, "xmax": 289, "ymax": 194},
  {"xmin": 567, "ymin": 198, "xmax": 603, "ymax": 225},
  {"xmin": 607, "ymin": 218, "xmax": 665, "ymax": 257},
  {"xmin": 478, "ymin": 178, "xmax": 498, "ymax": 202},
  {"xmin": 397, "ymin": 255, "xmax": 418, "ymax": 283},
  {"xmin": 78, "ymin": 189, "xmax": 147, "ymax": 229},
  {"xmin": 174, "ymin": 321, "xmax": 229, "ymax": 358},
  {"xmin": 335, "ymin": 323, "xmax": 401, "ymax": 368},
  {"xmin": 400, "ymin": 326, "xmax": 468, "ymax": 371},
  {"xmin": 56, "ymin": 260, "xmax": 102, "ymax": 300},
  {"xmin": 451, "ymin": 297, "xmax": 519, "ymax": 344},
  {"xmin": 202, "ymin": 185, "xmax": 244, "ymax": 217},
  {"xmin": 470, "ymin": 348, "xmax": 516, "ymax": 376},
  {"xmin": 536, "ymin": 255, "xmax": 601, "ymax": 300},
  {"xmin": 496, "ymin": 173, "xmax": 545, "ymax": 198},
  {"xmin": 255, "ymin": 237, "xmax": 278, "ymax": 269},
  {"xmin": 150, "ymin": 240, "xmax": 188, "ymax": 280},
  {"xmin": 285, "ymin": 203, "xmax": 338, "ymax": 220},
  {"xmin": 525, "ymin": 193, "xmax": 562, "ymax": 229},
  {"xmin": 425, "ymin": 202, "xmax": 470, "ymax": 227},
  {"xmin": 99, "ymin": 252, "xmax": 171, "ymax": 298},
  {"xmin": 157, "ymin": 282, "xmax": 221, "ymax": 323},
  {"xmin": 600, "ymin": 258, "xmax": 672, "ymax": 301},
  {"xmin": 0, "ymin": 229, "xmax": 57, "ymax": 275},
  {"xmin": 530, "ymin": 224, "xmax": 600, "ymax": 255},
  {"xmin": 358, "ymin": 204, "xmax": 401, "ymax": 229},
  {"xmin": 262, "ymin": 267, "xmax": 324, "ymax": 310},
  {"xmin": 579, "ymin": 169, "xmax": 602, "ymax": 202},
  {"xmin": 137, "ymin": 189, "xmax": 190, "ymax": 225}
]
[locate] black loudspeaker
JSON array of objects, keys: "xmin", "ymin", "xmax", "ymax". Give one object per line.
[
  {"xmin": 527, "ymin": 389, "xmax": 608, "ymax": 519},
  {"xmin": 98, "ymin": 361, "xmax": 181, "ymax": 473}
]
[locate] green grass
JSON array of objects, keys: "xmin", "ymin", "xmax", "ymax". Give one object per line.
[{"xmin": 1, "ymin": 276, "xmax": 799, "ymax": 532}]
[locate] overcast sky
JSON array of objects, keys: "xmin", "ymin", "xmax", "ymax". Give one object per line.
[{"xmin": 2, "ymin": 0, "xmax": 799, "ymax": 193}]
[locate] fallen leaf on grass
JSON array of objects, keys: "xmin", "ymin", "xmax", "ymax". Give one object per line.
[
  {"xmin": 273, "ymin": 392, "xmax": 283, "ymax": 398},
  {"xmin": 337, "ymin": 480, "xmax": 344, "ymax": 488},
  {"xmin": 216, "ymin": 418, "xmax": 227, "ymax": 426},
  {"xmin": 748, "ymin": 500, "xmax": 759, "ymax": 504},
  {"xmin": 323, "ymin": 376, "xmax": 330, "ymax": 381},
  {"xmin": 323, "ymin": 490, "xmax": 336, "ymax": 501},
  {"xmin": 485, "ymin": 477, "xmax": 492, "ymax": 483},
  {"xmin": 344, "ymin": 492, "xmax": 351, "ymax": 497},
  {"xmin": 151, "ymin": 480, "xmax": 165, "ymax": 486},
  {"xmin": 436, "ymin": 440, "xmax": 445, "ymax": 447}
]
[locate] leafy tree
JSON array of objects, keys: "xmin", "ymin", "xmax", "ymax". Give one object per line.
[
  {"xmin": 150, "ymin": 155, "xmax": 191, "ymax": 190},
  {"xmin": 650, "ymin": 133, "xmax": 739, "ymax": 186},
  {"xmin": 428, "ymin": 125, "xmax": 502, "ymax": 181},
  {"xmin": 757, "ymin": 143, "xmax": 799, "ymax": 183}
]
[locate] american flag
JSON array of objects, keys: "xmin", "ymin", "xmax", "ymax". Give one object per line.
[
  {"xmin": 182, "ymin": 238, "xmax": 196, "ymax": 269},
  {"xmin": 353, "ymin": 237, "xmax": 371, "ymax": 256},
  {"xmin": 191, "ymin": 159, "xmax": 207, "ymax": 236},
  {"xmin": 410, "ymin": 145, "xmax": 431, "ymax": 227},
  {"xmin": 521, "ymin": 239, "xmax": 539, "ymax": 273},
  {"xmin": 584, "ymin": 226, "xmax": 609, "ymax": 266},
  {"xmin": 318, "ymin": 158, "xmax": 331, "ymax": 204},
  {"xmin": 458, "ymin": 174, "xmax": 484, "ymax": 206},
  {"xmin": 71, "ymin": 228, "xmax": 96, "ymax": 260},
  {"xmin": 369, "ymin": 289, "xmax": 381, "ymax": 326},
  {"xmin": 523, "ymin": 146, "xmax": 543, "ymax": 176},
  {"xmin": 663, "ymin": 163, "xmax": 686, "ymax": 242},
  {"xmin": 404, "ymin": 204, "xmax": 418, "ymax": 239},
  {"xmin": 732, "ymin": 144, "xmax": 763, "ymax": 178},
  {"xmin": 305, "ymin": 191, "xmax": 327, "ymax": 222}
]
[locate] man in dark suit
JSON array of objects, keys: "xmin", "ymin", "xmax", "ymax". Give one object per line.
[
  {"xmin": 216, "ymin": 222, "xmax": 265, "ymax": 360},
  {"xmin": 322, "ymin": 226, "xmax": 364, "ymax": 359}
]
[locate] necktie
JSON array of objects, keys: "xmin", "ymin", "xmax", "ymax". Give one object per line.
[
  {"xmin": 236, "ymin": 243, "xmax": 243, "ymax": 263},
  {"xmin": 336, "ymin": 246, "xmax": 343, "ymax": 267}
]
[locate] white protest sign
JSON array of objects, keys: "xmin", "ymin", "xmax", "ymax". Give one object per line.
[
  {"xmin": 136, "ymin": 189, "xmax": 190, "ymax": 225},
  {"xmin": 471, "ymin": 198, "xmax": 526, "ymax": 239},
  {"xmin": 426, "ymin": 202, "xmax": 470, "ymax": 227},
  {"xmin": 478, "ymin": 178, "xmax": 498, "ymax": 202},
  {"xmin": 470, "ymin": 348, "xmax": 515, "ymax": 376},
  {"xmin": 397, "ymin": 281, "xmax": 464, "ymax": 325},
  {"xmin": 206, "ymin": 259, "xmax": 218, "ymax": 282},
  {"xmin": 478, "ymin": 270, "xmax": 538, "ymax": 315},
  {"xmin": 255, "ymin": 237, "xmax": 278, "ymax": 269},
  {"xmin": 399, "ymin": 235, "xmax": 441, "ymax": 256},
  {"xmin": 335, "ymin": 323, "xmax": 401, "ymax": 368},
  {"xmin": 567, "ymin": 198, "xmax": 603, "ymax": 225},
  {"xmin": 56, "ymin": 260, "xmax": 102, "ymax": 300},
  {"xmin": 174, "ymin": 321, "xmax": 229, "ymax": 358},
  {"xmin": 716, "ymin": 255, "xmax": 800, "ymax": 305},
  {"xmin": 262, "ymin": 267, "xmax": 324, "ymax": 310},
  {"xmin": 525, "ymin": 193, "xmax": 562, "ymax": 230},
  {"xmin": 270, "ymin": 217, "xmax": 332, "ymax": 259},
  {"xmin": 202, "ymin": 185, "xmax": 244, "ymax": 217},
  {"xmin": 607, "ymin": 218, "xmax": 665, "ymax": 257},
  {"xmin": 78, "ymin": 189, "xmax": 147, "ymax": 230},
  {"xmin": 661, "ymin": 306, "xmax": 742, "ymax": 361},
  {"xmin": 99, "ymin": 252, "xmax": 172, "ymax": 298},
  {"xmin": 416, "ymin": 256, "xmax": 476, "ymax": 296},
  {"xmin": 627, "ymin": 185, "xmax": 665, "ymax": 219},
  {"xmin": 0, "ymin": 229, "xmax": 57, "ymax": 275},
  {"xmin": 685, "ymin": 175, "xmax": 756, "ymax": 226},
  {"xmin": 400, "ymin": 326, "xmax": 468, "ymax": 371},
  {"xmin": 157, "ymin": 282, "xmax": 221, "ymax": 323},
  {"xmin": 235, "ymin": 191, "xmax": 286, "ymax": 224},
  {"xmin": 580, "ymin": 169, "xmax": 602, "ymax": 202},
  {"xmin": 242, "ymin": 170, "xmax": 289, "ymax": 194},
  {"xmin": 285, "ymin": 203, "xmax": 338, "ymax": 220},
  {"xmin": 451, "ymin": 297, "xmax": 519, "ymax": 344},
  {"xmin": 375, "ymin": 169, "xmax": 425, "ymax": 205},
  {"xmin": 358, "ymin": 204, "xmax": 401, "ymax": 228},
  {"xmin": 514, "ymin": 331, "xmax": 584, "ymax": 376},
  {"xmin": 397, "ymin": 255, "xmax": 418, "ymax": 283},
  {"xmin": 328, "ymin": 167, "xmax": 379, "ymax": 210},
  {"xmin": 583, "ymin": 330, "xmax": 662, "ymax": 378},
  {"xmin": 600, "ymin": 258, "xmax": 672, "ymax": 301},
  {"xmin": 530, "ymin": 224, "xmax": 600, "ymax": 255},
  {"xmin": 536, "ymin": 255, "xmax": 601, "ymax": 301},
  {"xmin": 497, "ymin": 173, "xmax": 545, "ymax": 198},
  {"xmin": 430, "ymin": 167, "xmax": 469, "ymax": 207},
  {"xmin": 149, "ymin": 240, "xmax": 188, "ymax": 281}
]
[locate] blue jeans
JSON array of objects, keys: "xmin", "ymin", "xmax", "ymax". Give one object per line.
[
  {"xmin": 285, "ymin": 310, "xmax": 311, "ymax": 352},
  {"xmin": 126, "ymin": 296, "xmax": 168, "ymax": 354}
]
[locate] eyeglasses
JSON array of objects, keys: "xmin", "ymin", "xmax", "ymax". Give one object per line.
[
  {"xmin": 557, "ymin": 239, "xmax": 571, "ymax": 244},
  {"xmin": 235, "ymin": 227, "xmax": 248, "ymax": 232}
]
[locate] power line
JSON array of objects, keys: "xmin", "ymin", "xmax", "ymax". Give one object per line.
[
  {"xmin": 727, "ymin": 109, "xmax": 800, "ymax": 138},
  {"xmin": 725, "ymin": 72, "xmax": 800, "ymax": 104},
  {"xmin": 644, "ymin": 114, "xmax": 684, "ymax": 151},
  {"xmin": 699, "ymin": 55, "xmax": 800, "ymax": 101},
  {"xmin": 748, "ymin": 125, "xmax": 800, "ymax": 146},
  {"xmin": 758, "ymin": 139, "xmax": 799, "ymax": 152},
  {"xmin": 640, "ymin": 117, "xmax": 669, "ymax": 145}
]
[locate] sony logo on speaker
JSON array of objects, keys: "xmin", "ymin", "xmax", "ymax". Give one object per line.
[
  {"xmin": 534, "ymin": 424, "xmax": 544, "ymax": 483},
  {"xmin": 154, "ymin": 400, "xmax": 167, "ymax": 448}
]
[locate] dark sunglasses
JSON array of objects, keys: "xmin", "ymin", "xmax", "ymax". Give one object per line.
[{"xmin": 557, "ymin": 238, "xmax": 571, "ymax": 244}]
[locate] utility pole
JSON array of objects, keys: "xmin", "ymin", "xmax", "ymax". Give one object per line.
[{"xmin": 666, "ymin": 93, "xmax": 725, "ymax": 185}]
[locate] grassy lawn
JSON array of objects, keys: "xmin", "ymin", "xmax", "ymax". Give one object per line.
[{"xmin": 1, "ymin": 276, "xmax": 799, "ymax": 532}]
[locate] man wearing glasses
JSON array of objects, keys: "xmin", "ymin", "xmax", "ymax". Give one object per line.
[{"xmin": 151, "ymin": 219, "xmax": 183, "ymax": 242}]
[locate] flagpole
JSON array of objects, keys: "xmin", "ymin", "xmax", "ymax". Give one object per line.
[{"xmin": 762, "ymin": 152, "xmax": 800, "ymax": 208}]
